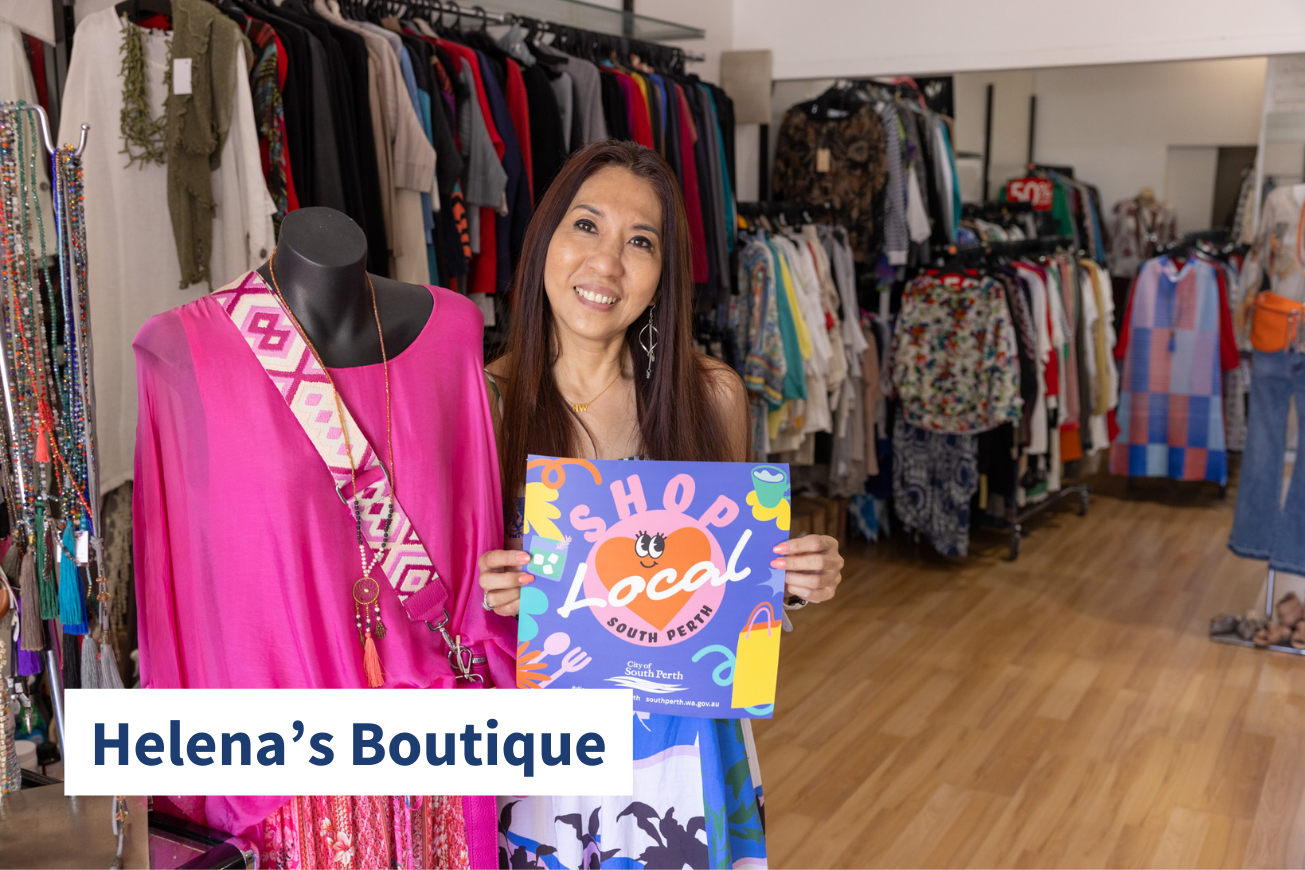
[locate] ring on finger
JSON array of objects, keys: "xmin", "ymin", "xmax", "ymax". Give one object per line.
[{"xmin": 482, "ymin": 590, "xmax": 495, "ymax": 611}]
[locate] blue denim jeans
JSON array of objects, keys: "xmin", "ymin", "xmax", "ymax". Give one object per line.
[{"xmin": 1228, "ymin": 349, "xmax": 1305, "ymax": 573}]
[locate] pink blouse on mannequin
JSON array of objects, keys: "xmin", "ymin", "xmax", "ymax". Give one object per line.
[{"xmin": 133, "ymin": 273, "xmax": 512, "ymax": 859}]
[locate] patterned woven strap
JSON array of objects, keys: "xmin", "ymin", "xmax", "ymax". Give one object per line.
[{"xmin": 213, "ymin": 272, "xmax": 449, "ymax": 623}]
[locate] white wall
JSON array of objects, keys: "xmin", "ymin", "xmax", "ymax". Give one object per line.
[
  {"xmin": 732, "ymin": 0, "xmax": 1305, "ymax": 81},
  {"xmin": 1164, "ymin": 146, "xmax": 1218, "ymax": 233},
  {"xmin": 1015, "ymin": 59, "xmax": 1266, "ymax": 216},
  {"xmin": 952, "ymin": 69, "xmax": 1036, "ymax": 200}
]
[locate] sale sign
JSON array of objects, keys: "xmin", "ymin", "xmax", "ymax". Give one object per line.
[
  {"xmin": 517, "ymin": 456, "xmax": 792, "ymax": 718},
  {"xmin": 1006, "ymin": 177, "xmax": 1055, "ymax": 210}
]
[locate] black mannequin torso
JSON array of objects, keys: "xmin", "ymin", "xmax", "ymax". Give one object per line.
[{"xmin": 256, "ymin": 207, "xmax": 433, "ymax": 368}]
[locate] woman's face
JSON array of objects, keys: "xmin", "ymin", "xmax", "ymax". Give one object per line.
[{"xmin": 544, "ymin": 166, "xmax": 664, "ymax": 345}]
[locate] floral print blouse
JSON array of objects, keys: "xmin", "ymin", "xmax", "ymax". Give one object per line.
[{"xmin": 893, "ymin": 272, "xmax": 1023, "ymax": 433}]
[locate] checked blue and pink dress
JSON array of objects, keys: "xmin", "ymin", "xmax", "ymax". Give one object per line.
[{"xmin": 1110, "ymin": 256, "xmax": 1228, "ymax": 485}]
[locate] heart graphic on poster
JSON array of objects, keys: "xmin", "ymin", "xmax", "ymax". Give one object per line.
[{"xmin": 594, "ymin": 527, "xmax": 712, "ymax": 630}]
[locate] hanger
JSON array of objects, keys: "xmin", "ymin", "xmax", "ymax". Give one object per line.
[{"xmin": 115, "ymin": 0, "xmax": 172, "ymax": 24}]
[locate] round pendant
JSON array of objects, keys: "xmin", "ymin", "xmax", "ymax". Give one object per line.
[{"xmin": 353, "ymin": 576, "xmax": 381, "ymax": 606}]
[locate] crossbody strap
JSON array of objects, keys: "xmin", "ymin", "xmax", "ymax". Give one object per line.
[{"xmin": 212, "ymin": 272, "xmax": 452, "ymax": 625}]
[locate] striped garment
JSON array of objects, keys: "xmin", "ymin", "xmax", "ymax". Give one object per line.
[{"xmin": 1110, "ymin": 256, "xmax": 1227, "ymax": 484}]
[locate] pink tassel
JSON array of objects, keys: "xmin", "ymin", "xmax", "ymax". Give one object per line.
[{"xmin": 362, "ymin": 635, "xmax": 384, "ymax": 688}]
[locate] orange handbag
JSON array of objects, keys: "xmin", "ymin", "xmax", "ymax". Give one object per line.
[{"xmin": 1250, "ymin": 291, "xmax": 1305, "ymax": 353}]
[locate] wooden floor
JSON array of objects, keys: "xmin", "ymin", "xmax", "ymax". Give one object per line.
[{"xmin": 753, "ymin": 471, "xmax": 1305, "ymax": 868}]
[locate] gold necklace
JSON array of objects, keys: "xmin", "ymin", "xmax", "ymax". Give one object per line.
[{"xmin": 568, "ymin": 368, "xmax": 623, "ymax": 412}]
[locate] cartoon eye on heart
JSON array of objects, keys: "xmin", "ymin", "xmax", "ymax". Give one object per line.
[{"xmin": 633, "ymin": 532, "xmax": 667, "ymax": 567}]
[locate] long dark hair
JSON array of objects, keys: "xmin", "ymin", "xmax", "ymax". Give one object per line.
[{"xmin": 494, "ymin": 140, "xmax": 733, "ymax": 511}]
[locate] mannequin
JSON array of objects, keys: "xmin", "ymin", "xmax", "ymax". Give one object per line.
[
  {"xmin": 255, "ymin": 207, "xmax": 432, "ymax": 368},
  {"xmin": 133, "ymin": 206, "xmax": 512, "ymax": 862},
  {"xmin": 1136, "ymin": 186, "xmax": 1156, "ymax": 209}
]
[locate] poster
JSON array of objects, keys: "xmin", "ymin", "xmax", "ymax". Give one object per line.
[{"xmin": 517, "ymin": 456, "xmax": 792, "ymax": 719}]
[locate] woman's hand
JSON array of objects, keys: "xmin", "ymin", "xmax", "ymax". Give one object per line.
[
  {"xmin": 477, "ymin": 549, "xmax": 533, "ymax": 617},
  {"xmin": 772, "ymin": 535, "xmax": 844, "ymax": 604}
]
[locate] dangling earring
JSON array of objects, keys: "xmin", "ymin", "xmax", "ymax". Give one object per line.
[{"xmin": 640, "ymin": 304, "xmax": 659, "ymax": 379}]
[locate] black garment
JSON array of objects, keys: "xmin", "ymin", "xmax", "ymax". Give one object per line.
[
  {"xmin": 301, "ymin": 35, "xmax": 346, "ymax": 211},
  {"xmin": 977, "ymin": 424, "xmax": 1018, "ymax": 500},
  {"xmin": 520, "ymin": 63, "xmax": 565, "ymax": 203},
  {"xmin": 599, "ymin": 71, "xmax": 630, "ymax": 141},
  {"xmin": 705, "ymin": 82, "xmax": 736, "ymax": 193},
  {"xmin": 662, "ymin": 76, "xmax": 682, "ymax": 181},
  {"xmin": 645, "ymin": 75, "xmax": 663, "ymax": 154},
  {"xmin": 317, "ymin": 23, "xmax": 389, "ymax": 277},
  {"xmin": 683, "ymin": 79, "xmax": 721, "ymax": 307},
  {"xmin": 235, "ymin": 1, "xmax": 315, "ymax": 204},
  {"xmin": 262, "ymin": 3, "xmax": 375, "ymax": 246},
  {"xmin": 995, "ymin": 268, "xmax": 1038, "ymax": 420}
]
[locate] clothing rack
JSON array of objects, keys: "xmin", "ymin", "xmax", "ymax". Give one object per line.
[
  {"xmin": 1028, "ymin": 162, "xmax": 1075, "ymax": 179},
  {"xmin": 936, "ymin": 233, "xmax": 1092, "ymax": 559},
  {"xmin": 397, "ymin": 0, "xmax": 706, "ymax": 64},
  {"xmin": 737, "ymin": 200, "xmax": 834, "ymax": 225},
  {"xmin": 926, "ymin": 235, "xmax": 1080, "ymax": 274},
  {"xmin": 962, "ymin": 201, "xmax": 1034, "ymax": 219},
  {"xmin": 1156, "ymin": 228, "xmax": 1231, "ymax": 256},
  {"xmin": 979, "ymin": 483, "xmax": 1092, "ymax": 560}
]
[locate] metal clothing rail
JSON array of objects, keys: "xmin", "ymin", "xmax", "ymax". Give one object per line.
[
  {"xmin": 398, "ymin": 0, "xmax": 707, "ymax": 62},
  {"xmin": 978, "ymin": 485, "xmax": 1092, "ymax": 561}
]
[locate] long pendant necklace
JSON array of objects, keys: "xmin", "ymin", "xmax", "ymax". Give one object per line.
[
  {"xmin": 568, "ymin": 367, "xmax": 622, "ymax": 412},
  {"xmin": 267, "ymin": 253, "xmax": 398, "ymax": 687}
]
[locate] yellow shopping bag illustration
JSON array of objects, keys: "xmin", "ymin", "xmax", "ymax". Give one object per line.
[{"xmin": 731, "ymin": 602, "xmax": 783, "ymax": 708}]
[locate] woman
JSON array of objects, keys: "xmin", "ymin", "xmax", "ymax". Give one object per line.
[{"xmin": 481, "ymin": 141, "xmax": 844, "ymax": 869}]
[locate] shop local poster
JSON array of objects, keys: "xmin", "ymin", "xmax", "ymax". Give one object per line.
[{"xmin": 517, "ymin": 456, "xmax": 791, "ymax": 719}]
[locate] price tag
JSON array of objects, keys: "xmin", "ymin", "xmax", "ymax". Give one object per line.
[
  {"xmin": 77, "ymin": 531, "xmax": 90, "ymax": 565},
  {"xmin": 816, "ymin": 147, "xmax": 831, "ymax": 173},
  {"xmin": 173, "ymin": 58, "xmax": 192, "ymax": 96}
]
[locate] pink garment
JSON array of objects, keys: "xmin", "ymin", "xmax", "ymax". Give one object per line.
[{"xmin": 133, "ymin": 275, "xmax": 512, "ymax": 852}]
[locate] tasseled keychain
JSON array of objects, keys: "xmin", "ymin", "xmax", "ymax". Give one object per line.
[
  {"xmin": 99, "ymin": 639, "xmax": 125, "ymax": 689},
  {"xmin": 80, "ymin": 630, "xmax": 102, "ymax": 689},
  {"xmin": 34, "ymin": 503, "xmax": 56, "ymax": 621},
  {"xmin": 57, "ymin": 526, "xmax": 88, "ymax": 635},
  {"xmin": 2, "ymin": 543, "xmax": 21, "ymax": 588},
  {"xmin": 17, "ymin": 549, "xmax": 42, "ymax": 653}
]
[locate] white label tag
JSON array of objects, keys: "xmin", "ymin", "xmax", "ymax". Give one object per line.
[
  {"xmin": 173, "ymin": 58, "xmax": 192, "ymax": 96},
  {"xmin": 77, "ymin": 531, "xmax": 90, "ymax": 565},
  {"xmin": 816, "ymin": 148, "xmax": 831, "ymax": 173}
]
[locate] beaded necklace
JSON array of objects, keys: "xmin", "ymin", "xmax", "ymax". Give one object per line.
[
  {"xmin": 266, "ymin": 254, "xmax": 399, "ymax": 686},
  {"xmin": 0, "ymin": 104, "xmax": 101, "ymax": 627}
]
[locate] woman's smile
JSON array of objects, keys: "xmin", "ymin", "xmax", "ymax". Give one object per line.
[{"xmin": 574, "ymin": 283, "xmax": 621, "ymax": 309}]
